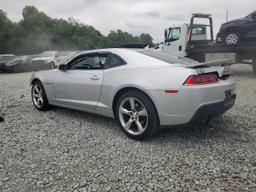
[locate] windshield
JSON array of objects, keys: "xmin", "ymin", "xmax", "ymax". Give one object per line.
[
  {"xmin": 138, "ymin": 50, "xmax": 198, "ymax": 65},
  {"xmin": 246, "ymin": 10, "xmax": 256, "ymax": 18},
  {"xmin": 167, "ymin": 27, "xmax": 181, "ymax": 41}
]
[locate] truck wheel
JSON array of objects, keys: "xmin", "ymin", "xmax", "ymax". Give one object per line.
[{"xmin": 225, "ymin": 31, "xmax": 241, "ymax": 45}]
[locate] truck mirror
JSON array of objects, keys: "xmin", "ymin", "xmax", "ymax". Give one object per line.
[{"xmin": 164, "ymin": 29, "xmax": 168, "ymax": 42}]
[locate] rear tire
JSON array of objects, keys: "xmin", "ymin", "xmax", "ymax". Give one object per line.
[
  {"xmin": 225, "ymin": 31, "xmax": 241, "ymax": 45},
  {"xmin": 31, "ymin": 81, "xmax": 50, "ymax": 111},
  {"xmin": 50, "ymin": 62, "xmax": 56, "ymax": 69},
  {"xmin": 115, "ymin": 90, "xmax": 159, "ymax": 140}
]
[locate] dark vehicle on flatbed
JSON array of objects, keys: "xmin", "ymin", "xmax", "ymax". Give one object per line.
[{"xmin": 216, "ymin": 10, "xmax": 256, "ymax": 45}]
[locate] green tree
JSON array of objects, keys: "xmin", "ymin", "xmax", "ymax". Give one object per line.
[
  {"xmin": 0, "ymin": 6, "xmax": 153, "ymax": 55},
  {"xmin": 140, "ymin": 33, "xmax": 153, "ymax": 45},
  {"xmin": 0, "ymin": 10, "xmax": 15, "ymax": 53}
]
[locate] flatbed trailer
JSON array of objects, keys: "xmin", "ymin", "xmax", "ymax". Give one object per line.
[
  {"xmin": 187, "ymin": 41, "xmax": 256, "ymax": 60},
  {"xmin": 159, "ymin": 13, "xmax": 256, "ymax": 74}
]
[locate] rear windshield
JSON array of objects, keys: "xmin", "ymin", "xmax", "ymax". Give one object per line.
[{"xmin": 138, "ymin": 50, "xmax": 197, "ymax": 65}]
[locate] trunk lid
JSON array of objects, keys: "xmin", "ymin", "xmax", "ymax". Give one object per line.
[{"xmin": 185, "ymin": 59, "xmax": 232, "ymax": 78}]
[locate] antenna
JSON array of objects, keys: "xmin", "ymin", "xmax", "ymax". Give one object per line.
[{"xmin": 226, "ymin": 10, "xmax": 229, "ymax": 22}]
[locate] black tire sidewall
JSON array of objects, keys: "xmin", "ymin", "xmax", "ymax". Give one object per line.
[
  {"xmin": 115, "ymin": 90, "xmax": 159, "ymax": 139},
  {"xmin": 31, "ymin": 81, "xmax": 49, "ymax": 111}
]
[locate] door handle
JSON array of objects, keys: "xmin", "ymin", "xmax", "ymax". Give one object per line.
[{"xmin": 90, "ymin": 75, "xmax": 100, "ymax": 80}]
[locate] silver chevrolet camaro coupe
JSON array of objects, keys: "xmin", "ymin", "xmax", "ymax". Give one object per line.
[{"xmin": 30, "ymin": 48, "xmax": 236, "ymax": 139}]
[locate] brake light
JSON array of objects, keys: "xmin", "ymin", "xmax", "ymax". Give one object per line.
[{"xmin": 183, "ymin": 73, "xmax": 218, "ymax": 85}]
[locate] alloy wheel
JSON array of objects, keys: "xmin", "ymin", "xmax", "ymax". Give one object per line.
[
  {"xmin": 32, "ymin": 84, "xmax": 44, "ymax": 108},
  {"xmin": 225, "ymin": 33, "xmax": 239, "ymax": 45},
  {"xmin": 118, "ymin": 97, "xmax": 148, "ymax": 135}
]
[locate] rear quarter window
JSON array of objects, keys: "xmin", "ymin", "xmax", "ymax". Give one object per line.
[{"xmin": 105, "ymin": 54, "xmax": 126, "ymax": 69}]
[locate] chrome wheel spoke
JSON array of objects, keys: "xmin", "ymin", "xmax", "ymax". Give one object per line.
[
  {"xmin": 38, "ymin": 97, "xmax": 43, "ymax": 104},
  {"xmin": 129, "ymin": 97, "xmax": 135, "ymax": 110},
  {"xmin": 135, "ymin": 119, "xmax": 144, "ymax": 133},
  {"xmin": 35, "ymin": 86, "xmax": 40, "ymax": 94},
  {"xmin": 119, "ymin": 107, "xmax": 131, "ymax": 116},
  {"xmin": 124, "ymin": 118, "xmax": 132, "ymax": 130},
  {"xmin": 33, "ymin": 93, "xmax": 39, "ymax": 98},
  {"xmin": 137, "ymin": 108, "xmax": 147, "ymax": 117}
]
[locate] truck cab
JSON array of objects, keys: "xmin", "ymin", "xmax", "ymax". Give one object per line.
[{"xmin": 160, "ymin": 13, "xmax": 214, "ymax": 58}]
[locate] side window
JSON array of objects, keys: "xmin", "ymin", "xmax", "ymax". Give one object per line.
[
  {"xmin": 191, "ymin": 27, "xmax": 206, "ymax": 35},
  {"xmin": 167, "ymin": 27, "xmax": 181, "ymax": 42},
  {"xmin": 191, "ymin": 26, "xmax": 208, "ymax": 41},
  {"xmin": 68, "ymin": 54, "xmax": 108, "ymax": 70},
  {"xmin": 105, "ymin": 54, "xmax": 126, "ymax": 69}
]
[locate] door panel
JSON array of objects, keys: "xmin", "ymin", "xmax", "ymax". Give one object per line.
[
  {"xmin": 163, "ymin": 24, "xmax": 187, "ymax": 57},
  {"xmin": 53, "ymin": 70, "xmax": 103, "ymax": 109}
]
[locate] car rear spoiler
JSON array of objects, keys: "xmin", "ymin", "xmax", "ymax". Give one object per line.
[{"xmin": 186, "ymin": 59, "xmax": 233, "ymax": 68}]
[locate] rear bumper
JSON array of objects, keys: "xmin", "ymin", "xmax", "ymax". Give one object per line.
[{"xmin": 161, "ymin": 94, "xmax": 236, "ymax": 129}]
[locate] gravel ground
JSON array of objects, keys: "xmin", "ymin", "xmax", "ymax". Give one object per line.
[{"xmin": 0, "ymin": 64, "xmax": 256, "ymax": 192}]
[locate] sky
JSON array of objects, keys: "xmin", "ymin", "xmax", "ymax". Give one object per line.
[{"xmin": 0, "ymin": 0, "xmax": 255, "ymax": 42}]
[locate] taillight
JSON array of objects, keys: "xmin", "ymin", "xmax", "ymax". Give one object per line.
[{"xmin": 183, "ymin": 73, "xmax": 218, "ymax": 85}]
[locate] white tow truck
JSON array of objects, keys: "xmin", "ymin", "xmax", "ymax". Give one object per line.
[{"xmin": 155, "ymin": 13, "xmax": 256, "ymax": 74}]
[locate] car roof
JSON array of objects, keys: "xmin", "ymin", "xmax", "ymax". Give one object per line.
[
  {"xmin": 75, "ymin": 48, "xmax": 185, "ymax": 67},
  {"xmin": 0, "ymin": 54, "xmax": 16, "ymax": 56}
]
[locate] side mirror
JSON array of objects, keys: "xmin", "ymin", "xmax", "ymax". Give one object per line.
[
  {"xmin": 164, "ymin": 28, "xmax": 168, "ymax": 42},
  {"xmin": 59, "ymin": 64, "xmax": 67, "ymax": 71}
]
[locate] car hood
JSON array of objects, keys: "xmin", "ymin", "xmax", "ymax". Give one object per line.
[{"xmin": 221, "ymin": 17, "xmax": 247, "ymax": 26}]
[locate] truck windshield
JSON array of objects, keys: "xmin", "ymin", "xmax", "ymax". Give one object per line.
[
  {"xmin": 138, "ymin": 50, "xmax": 197, "ymax": 65},
  {"xmin": 167, "ymin": 27, "xmax": 181, "ymax": 41}
]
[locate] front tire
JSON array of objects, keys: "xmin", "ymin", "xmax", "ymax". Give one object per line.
[
  {"xmin": 115, "ymin": 90, "xmax": 159, "ymax": 140},
  {"xmin": 225, "ymin": 31, "xmax": 241, "ymax": 45},
  {"xmin": 31, "ymin": 81, "xmax": 50, "ymax": 111}
]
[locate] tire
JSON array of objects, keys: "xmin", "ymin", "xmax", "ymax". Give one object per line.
[
  {"xmin": 50, "ymin": 62, "xmax": 56, "ymax": 69},
  {"xmin": 31, "ymin": 81, "xmax": 50, "ymax": 111},
  {"xmin": 115, "ymin": 90, "xmax": 159, "ymax": 140},
  {"xmin": 224, "ymin": 31, "xmax": 241, "ymax": 45}
]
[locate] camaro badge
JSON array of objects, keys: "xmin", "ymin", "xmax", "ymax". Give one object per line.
[{"xmin": 197, "ymin": 68, "xmax": 205, "ymax": 74}]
